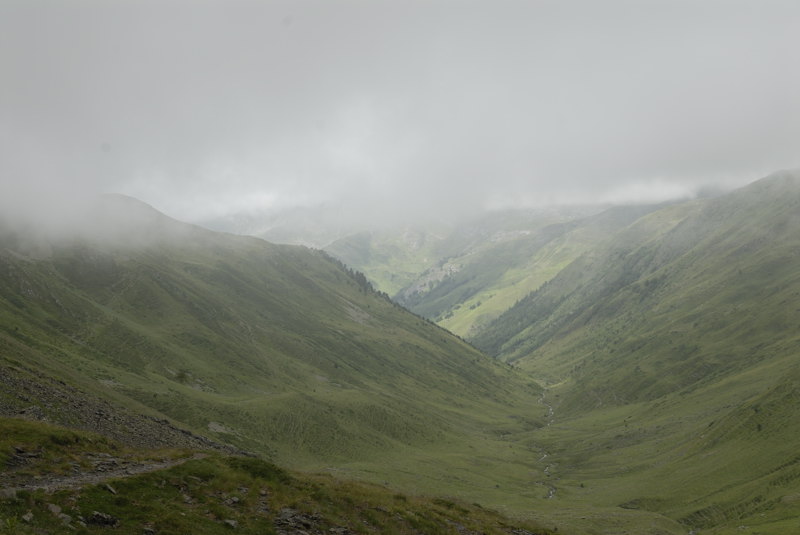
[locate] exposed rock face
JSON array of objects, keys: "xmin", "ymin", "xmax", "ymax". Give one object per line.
[
  {"xmin": 88, "ymin": 511, "xmax": 119, "ymax": 527},
  {"xmin": 1, "ymin": 449, "xmax": 206, "ymax": 494}
]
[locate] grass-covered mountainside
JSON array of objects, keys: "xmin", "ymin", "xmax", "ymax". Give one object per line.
[
  {"xmin": 0, "ymin": 195, "xmax": 546, "ymax": 510},
  {"xmin": 470, "ymin": 170, "xmax": 800, "ymax": 533},
  {"xmin": 324, "ymin": 227, "xmax": 446, "ymax": 297},
  {"xmin": 326, "ymin": 206, "xmax": 622, "ymax": 338},
  {"xmin": 476, "ymin": 171, "xmax": 800, "ymax": 405},
  {"xmin": 6, "ymin": 172, "xmax": 800, "ymax": 535},
  {"xmin": 0, "ymin": 417, "xmax": 553, "ymax": 535},
  {"xmin": 396, "ymin": 205, "xmax": 667, "ymax": 339}
]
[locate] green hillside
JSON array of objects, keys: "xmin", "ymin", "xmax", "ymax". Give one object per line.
[
  {"xmin": 476, "ymin": 172, "xmax": 800, "ymax": 402},
  {"xmin": 327, "ymin": 207, "xmax": 614, "ymax": 338},
  {"xmin": 471, "ymin": 171, "xmax": 800, "ymax": 533},
  {"xmin": 324, "ymin": 227, "xmax": 447, "ymax": 296},
  {"xmin": 6, "ymin": 175, "xmax": 800, "ymax": 535},
  {"xmin": 400, "ymin": 205, "xmax": 666, "ymax": 339},
  {"xmin": 0, "ymin": 195, "xmax": 547, "ymax": 511}
]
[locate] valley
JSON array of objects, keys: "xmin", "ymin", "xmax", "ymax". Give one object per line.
[
  {"xmin": 322, "ymin": 171, "xmax": 800, "ymax": 534},
  {"xmin": 4, "ymin": 0, "xmax": 798, "ymax": 532},
  {"xmin": 2, "ymin": 172, "xmax": 800, "ymax": 534}
]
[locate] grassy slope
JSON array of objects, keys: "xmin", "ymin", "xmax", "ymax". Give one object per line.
[
  {"xmin": 328, "ymin": 207, "xmax": 623, "ymax": 339},
  {"xmin": 0, "ymin": 196, "xmax": 559, "ymax": 521},
  {"xmin": 324, "ymin": 227, "xmax": 447, "ymax": 297},
  {"xmin": 472, "ymin": 171, "xmax": 800, "ymax": 533},
  {"xmin": 7, "ymin": 175, "xmax": 800, "ymax": 534},
  {"xmin": 0, "ymin": 417, "xmax": 554, "ymax": 535},
  {"xmin": 431, "ymin": 205, "xmax": 665, "ymax": 338}
]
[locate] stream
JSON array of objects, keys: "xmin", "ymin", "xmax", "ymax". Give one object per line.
[{"xmin": 537, "ymin": 389, "xmax": 557, "ymax": 499}]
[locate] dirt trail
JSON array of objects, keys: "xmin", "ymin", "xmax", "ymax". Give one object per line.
[{"xmin": 3, "ymin": 453, "xmax": 206, "ymax": 495}]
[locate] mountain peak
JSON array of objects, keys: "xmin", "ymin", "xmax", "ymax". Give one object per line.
[
  {"xmin": 70, "ymin": 194, "xmax": 220, "ymax": 250},
  {"xmin": 742, "ymin": 168, "xmax": 800, "ymax": 193},
  {"xmin": 0, "ymin": 193, "xmax": 214, "ymax": 258}
]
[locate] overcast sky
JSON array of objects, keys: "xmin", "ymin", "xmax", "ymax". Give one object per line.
[{"xmin": 2, "ymin": 0, "xmax": 799, "ymax": 225}]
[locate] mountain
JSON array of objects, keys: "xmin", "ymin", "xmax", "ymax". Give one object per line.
[
  {"xmin": 395, "ymin": 204, "xmax": 670, "ymax": 338},
  {"xmin": 0, "ymin": 195, "xmax": 550, "ymax": 515},
  {"xmin": 324, "ymin": 226, "xmax": 449, "ymax": 297},
  {"xmin": 6, "ymin": 174, "xmax": 800, "ymax": 534},
  {"xmin": 208, "ymin": 202, "xmax": 667, "ymax": 341},
  {"xmin": 470, "ymin": 170, "xmax": 800, "ymax": 533},
  {"xmin": 326, "ymin": 206, "xmax": 615, "ymax": 338},
  {"xmin": 476, "ymin": 171, "xmax": 800, "ymax": 404},
  {"xmin": 199, "ymin": 204, "xmax": 369, "ymax": 249}
]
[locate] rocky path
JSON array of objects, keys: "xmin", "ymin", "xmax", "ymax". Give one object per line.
[{"xmin": 2, "ymin": 451, "xmax": 205, "ymax": 495}]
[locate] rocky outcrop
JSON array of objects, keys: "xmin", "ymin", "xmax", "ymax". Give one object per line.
[{"xmin": 274, "ymin": 507, "xmax": 353, "ymax": 535}]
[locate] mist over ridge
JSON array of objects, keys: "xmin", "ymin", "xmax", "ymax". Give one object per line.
[{"xmin": 3, "ymin": 1, "xmax": 799, "ymax": 229}]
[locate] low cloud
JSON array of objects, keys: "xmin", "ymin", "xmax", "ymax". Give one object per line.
[{"xmin": 2, "ymin": 0, "xmax": 798, "ymax": 227}]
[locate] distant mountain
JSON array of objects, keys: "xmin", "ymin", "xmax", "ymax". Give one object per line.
[
  {"xmin": 326, "ymin": 206, "xmax": 611, "ymax": 337},
  {"xmin": 323, "ymin": 225, "xmax": 454, "ymax": 297},
  {"xmin": 199, "ymin": 203, "xmax": 368, "ymax": 248},
  {"xmin": 204, "ymin": 201, "xmax": 678, "ymax": 341},
  {"xmin": 395, "ymin": 204, "xmax": 670, "ymax": 338}
]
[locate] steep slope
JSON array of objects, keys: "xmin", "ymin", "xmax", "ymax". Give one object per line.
[
  {"xmin": 325, "ymin": 227, "xmax": 448, "ymax": 296},
  {"xmin": 327, "ymin": 206, "xmax": 611, "ymax": 338},
  {"xmin": 396, "ymin": 205, "xmax": 666, "ymax": 338},
  {"xmin": 476, "ymin": 171, "xmax": 800, "ymax": 406},
  {"xmin": 0, "ymin": 195, "xmax": 545, "ymax": 506},
  {"xmin": 470, "ymin": 171, "xmax": 800, "ymax": 533}
]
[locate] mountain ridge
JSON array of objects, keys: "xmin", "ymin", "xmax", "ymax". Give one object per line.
[
  {"xmin": 461, "ymin": 170, "xmax": 800, "ymax": 533},
  {"xmin": 0, "ymin": 195, "xmax": 556, "ymax": 522}
]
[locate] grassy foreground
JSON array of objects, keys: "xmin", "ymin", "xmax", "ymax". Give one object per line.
[{"xmin": 0, "ymin": 417, "xmax": 554, "ymax": 535}]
